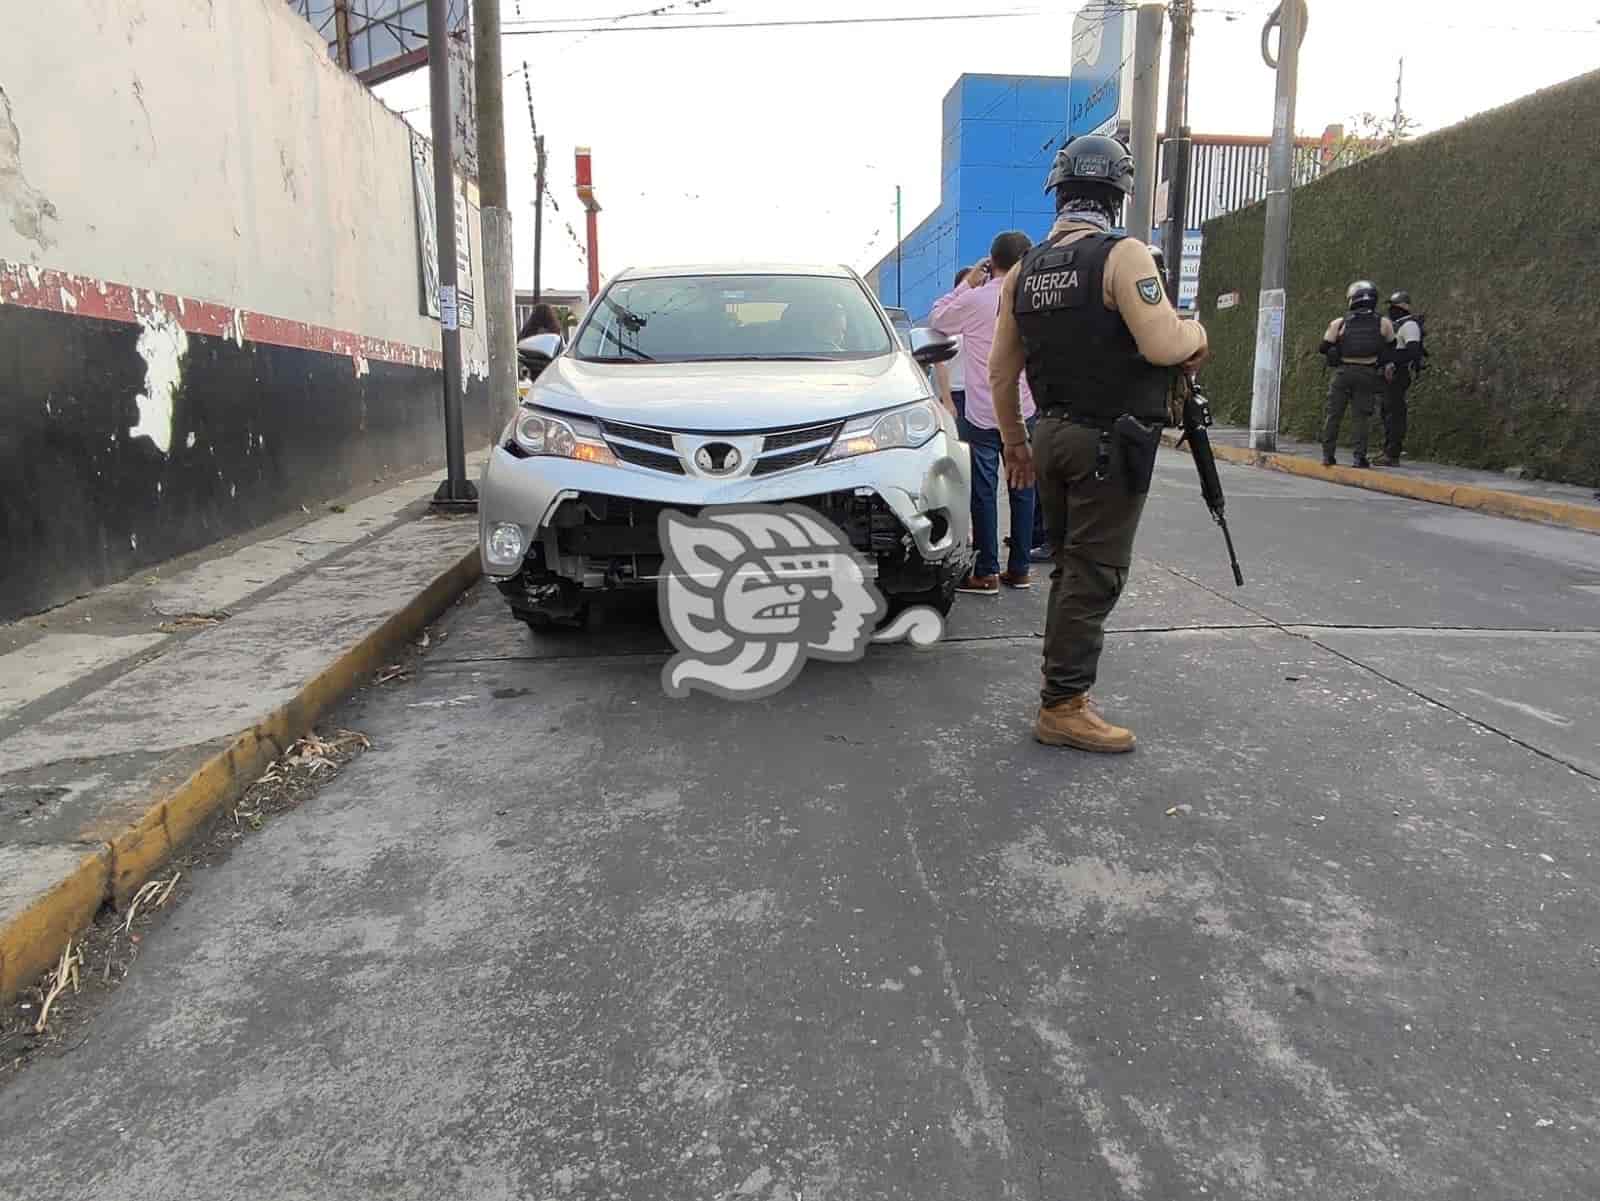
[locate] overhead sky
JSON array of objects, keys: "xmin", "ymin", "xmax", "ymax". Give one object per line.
[{"xmin": 373, "ymin": 0, "xmax": 1600, "ymax": 293}]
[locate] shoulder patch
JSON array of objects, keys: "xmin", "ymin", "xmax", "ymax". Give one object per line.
[{"xmin": 1136, "ymin": 276, "xmax": 1163, "ymax": 305}]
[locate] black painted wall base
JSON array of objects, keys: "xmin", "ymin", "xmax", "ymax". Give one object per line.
[{"xmin": 0, "ymin": 306, "xmax": 492, "ymax": 620}]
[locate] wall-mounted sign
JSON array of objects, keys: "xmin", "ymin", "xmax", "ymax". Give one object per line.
[
  {"xmin": 410, "ymin": 129, "xmax": 475, "ymax": 329},
  {"xmin": 1217, "ymin": 291, "xmax": 1242, "ymax": 311}
]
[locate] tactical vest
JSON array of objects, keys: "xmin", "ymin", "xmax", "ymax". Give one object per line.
[
  {"xmin": 1338, "ymin": 309, "xmax": 1383, "ymax": 361},
  {"xmin": 1012, "ymin": 231, "xmax": 1170, "ymax": 424}
]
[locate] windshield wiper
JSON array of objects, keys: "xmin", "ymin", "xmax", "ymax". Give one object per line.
[
  {"xmin": 594, "ymin": 325, "xmax": 653, "ymax": 361},
  {"xmin": 602, "ymin": 295, "xmax": 649, "ymax": 333}
]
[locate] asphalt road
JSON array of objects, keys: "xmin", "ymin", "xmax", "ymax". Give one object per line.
[{"xmin": 4, "ymin": 452, "xmax": 1598, "ymax": 1200}]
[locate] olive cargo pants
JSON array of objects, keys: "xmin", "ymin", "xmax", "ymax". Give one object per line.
[
  {"xmin": 1323, "ymin": 364, "xmax": 1383, "ymax": 462},
  {"xmin": 1032, "ymin": 417, "xmax": 1150, "ymax": 707}
]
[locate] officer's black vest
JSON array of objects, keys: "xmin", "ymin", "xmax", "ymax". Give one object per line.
[
  {"xmin": 1012, "ymin": 231, "xmax": 1169, "ymax": 424},
  {"xmin": 1338, "ymin": 309, "xmax": 1383, "ymax": 360}
]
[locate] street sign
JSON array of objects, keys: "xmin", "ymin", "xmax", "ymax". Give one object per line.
[
  {"xmin": 1068, "ymin": 4, "xmax": 1135, "ymax": 139},
  {"xmin": 1174, "ymin": 230, "xmax": 1203, "ymax": 311}
]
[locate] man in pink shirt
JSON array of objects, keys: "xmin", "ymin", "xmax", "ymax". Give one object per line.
[{"xmin": 930, "ymin": 231, "xmax": 1037, "ymax": 594}]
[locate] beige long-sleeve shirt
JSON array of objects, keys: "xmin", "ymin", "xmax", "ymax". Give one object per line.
[{"xmin": 990, "ymin": 216, "xmax": 1208, "ymax": 446}]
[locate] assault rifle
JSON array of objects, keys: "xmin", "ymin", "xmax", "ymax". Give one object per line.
[{"xmin": 1174, "ymin": 376, "xmax": 1245, "ymax": 587}]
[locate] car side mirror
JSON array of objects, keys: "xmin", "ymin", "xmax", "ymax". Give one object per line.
[
  {"xmin": 908, "ymin": 328, "xmax": 958, "ymax": 366},
  {"xmin": 517, "ymin": 332, "xmax": 564, "ymax": 363}
]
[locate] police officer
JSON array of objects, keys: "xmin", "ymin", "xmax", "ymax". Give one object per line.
[
  {"xmin": 1319, "ymin": 281, "xmax": 1395, "ymax": 468},
  {"xmin": 1381, "ymin": 290, "xmax": 1422, "ymax": 465},
  {"xmin": 990, "ymin": 134, "xmax": 1209, "ymax": 753}
]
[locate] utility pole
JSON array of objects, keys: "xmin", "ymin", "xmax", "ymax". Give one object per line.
[
  {"xmin": 533, "ymin": 135, "xmax": 546, "ymax": 303},
  {"xmin": 519, "ymin": 62, "xmax": 546, "ymax": 305},
  {"xmin": 333, "ymin": 0, "xmax": 353, "ymax": 69},
  {"xmin": 894, "ymin": 185, "xmax": 903, "ymax": 306},
  {"xmin": 1392, "ymin": 57, "xmax": 1404, "ymax": 145},
  {"xmin": 1128, "ymin": 4, "xmax": 1165, "ymax": 245},
  {"xmin": 1248, "ymin": 0, "xmax": 1306, "ymax": 453},
  {"xmin": 1159, "ymin": 0, "xmax": 1192, "ymax": 303},
  {"xmin": 474, "ymin": 0, "xmax": 517, "ymax": 433},
  {"xmin": 427, "ymin": 0, "xmax": 474, "ymax": 508}
]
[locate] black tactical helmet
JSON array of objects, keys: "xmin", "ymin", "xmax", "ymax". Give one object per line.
[
  {"xmin": 1044, "ymin": 134, "xmax": 1136, "ymax": 203},
  {"xmin": 1389, "ymin": 290, "xmax": 1412, "ymax": 311},
  {"xmin": 1346, "ymin": 280, "xmax": 1379, "ymax": 311}
]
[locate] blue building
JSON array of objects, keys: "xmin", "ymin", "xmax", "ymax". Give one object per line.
[
  {"xmin": 866, "ymin": 74, "xmax": 1071, "ymax": 325},
  {"xmin": 867, "ymin": 74, "xmax": 1330, "ymax": 320}
]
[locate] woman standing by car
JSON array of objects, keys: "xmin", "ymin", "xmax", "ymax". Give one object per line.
[{"xmin": 518, "ymin": 303, "xmax": 565, "ymax": 382}]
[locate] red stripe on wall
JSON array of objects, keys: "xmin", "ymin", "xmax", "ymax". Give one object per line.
[{"xmin": 0, "ymin": 259, "xmax": 444, "ymax": 372}]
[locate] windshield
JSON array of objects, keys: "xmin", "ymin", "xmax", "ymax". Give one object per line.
[{"xmin": 572, "ymin": 274, "xmax": 895, "ymax": 363}]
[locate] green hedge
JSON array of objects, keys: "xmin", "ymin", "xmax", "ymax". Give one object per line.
[{"xmin": 1195, "ymin": 69, "xmax": 1600, "ymax": 484}]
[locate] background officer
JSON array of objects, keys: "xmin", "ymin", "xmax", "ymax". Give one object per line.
[
  {"xmin": 1319, "ymin": 281, "xmax": 1395, "ymax": 468},
  {"xmin": 1382, "ymin": 290, "xmax": 1423, "ymax": 465},
  {"xmin": 989, "ymin": 134, "xmax": 1209, "ymax": 753}
]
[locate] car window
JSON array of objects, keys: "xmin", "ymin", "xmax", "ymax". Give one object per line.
[{"xmin": 572, "ymin": 274, "xmax": 895, "ymax": 363}]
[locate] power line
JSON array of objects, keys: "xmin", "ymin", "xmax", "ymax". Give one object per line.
[{"xmin": 502, "ymin": 11, "xmax": 1049, "ymax": 36}]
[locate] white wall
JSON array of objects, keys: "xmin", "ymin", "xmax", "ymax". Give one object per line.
[{"xmin": 0, "ymin": 0, "xmax": 483, "ymax": 360}]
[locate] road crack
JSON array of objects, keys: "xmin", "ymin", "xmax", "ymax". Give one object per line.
[{"xmin": 1152, "ymin": 559, "xmax": 1600, "ymax": 784}]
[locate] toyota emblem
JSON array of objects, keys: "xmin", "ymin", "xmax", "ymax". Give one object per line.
[{"xmin": 694, "ymin": 442, "xmax": 741, "ymax": 474}]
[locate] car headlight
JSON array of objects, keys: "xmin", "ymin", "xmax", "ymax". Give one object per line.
[
  {"xmin": 821, "ymin": 399, "xmax": 943, "ymax": 462},
  {"xmin": 513, "ymin": 407, "xmax": 618, "ymax": 465}
]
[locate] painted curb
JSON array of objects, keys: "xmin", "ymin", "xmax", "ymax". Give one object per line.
[
  {"xmin": 0, "ymin": 544, "xmax": 482, "ymax": 1003},
  {"xmin": 1163, "ymin": 434, "xmax": 1600, "ymax": 535}
]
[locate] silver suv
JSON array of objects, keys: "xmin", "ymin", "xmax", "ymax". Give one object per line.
[{"xmin": 479, "ymin": 264, "xmax": 972, "ymax": 629}]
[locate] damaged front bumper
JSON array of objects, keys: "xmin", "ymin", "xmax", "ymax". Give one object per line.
[{"xmin": 477, "ymin": 430, "xmax": 972, "ymax": 596}]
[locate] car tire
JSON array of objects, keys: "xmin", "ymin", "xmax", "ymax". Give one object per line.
[
  {"xmin": 881, "ymin": 567, "xmax": 959, "ymax": 623},
  {"xmin": 519, "ymin": 603, "xmax": 589, "ymax": 633}
]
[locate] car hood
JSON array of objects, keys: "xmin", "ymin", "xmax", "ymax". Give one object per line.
[{"xmin": 527, "ymin": 353, "xmax": 932, "ymax": 430}]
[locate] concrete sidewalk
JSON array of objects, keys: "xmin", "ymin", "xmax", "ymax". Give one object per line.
[
  {"xmin": 1177, "ymin": 425, "xmax": 1600, "ymax": 534},
  {"xmin": 0, "ymin": 457, "xmax": 487, "ymax": 1001}
]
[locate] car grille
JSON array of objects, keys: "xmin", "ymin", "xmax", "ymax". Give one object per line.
[
  {"xmin": 609, "ymin": 442, "xmax": 686, "ymax": 474},
  {"xmin": 595, "ymin": 418, "xmax": 845, "ymax": 477},
  {"xmin": 599, "ymin": 420, "xmax": 675, "ymax": 450},
  {"xmin": 543, "ymin": 491, "xmax": 902, "ymax": 578},
  {"xmin": 750, "ymin": 447, "xmax": 824, "ymax": 476},
  {"xmin": 762, "ymin": 421, "xmax": 842, "ymax": 452}
]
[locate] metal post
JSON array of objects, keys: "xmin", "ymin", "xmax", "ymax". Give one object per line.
[
  {"xmin": 427, "ymin": 0, "xmax": 474, "ymax": 507},
  {"xmin": 533, "ymin": 135, "xmax": 546, "ymax": 303},
  {"xmin": 474, "ymin": 0, "xmax": 517, "ymax": 434},
  {"xmin": 894, "ymin": 185, "xmax": 902, "ymax": 305},
  {"xmin": 575, "ymin": 147, "xmax": 601, "ymax": 300},
  {"xmin": 1159, "ymin": 0, "xmax": 1191, "ymax": 302},
  {"xmin": 1128, "ymin": 4, "xmax": 1165, "ymax": 244},
  {"xmin": 1392, "ymin": 57, "xmax": 1404, "ymax": 145},
  {"xmin": 1169, "ymin": 127, "xmax": 1191, "ymax": 305},
  {"xmin": 1248, "ymin": 0, "xmax": 1306, "ymax": 453},
  {"xmin": 585, "ymin": 208, "xmax": 600, "ymax": 300}
]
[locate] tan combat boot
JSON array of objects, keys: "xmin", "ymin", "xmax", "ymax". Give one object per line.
[{"xmin": 1035, "ymin": 695, "xmax": 1136, "ymax": 753}]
